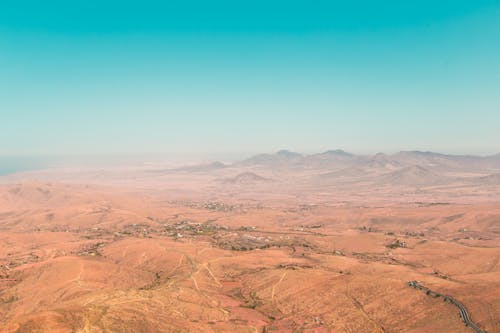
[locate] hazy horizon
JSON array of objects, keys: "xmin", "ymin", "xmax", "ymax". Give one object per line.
[
  {"xmin": 2, "ymin": 147, "xmax": 500, "ymax": 178},
  {"xmin": 1, "ymin": 147, "xmax": 500, "ymax": 159}
]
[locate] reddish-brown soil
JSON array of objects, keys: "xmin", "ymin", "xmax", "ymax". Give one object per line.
[{"xmin": 0, "ymin": 155, "xmax": 499, "ymax": 332}]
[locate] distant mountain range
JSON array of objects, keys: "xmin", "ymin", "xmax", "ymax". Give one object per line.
[
  {"xmin": 3, "ymin": 150, "xmax": 500, "ymax": 190},
  {"xmin": 236, "ymin": 149, "xmax": 500, "ymax": 172},
  {"xmin": 182, "ymin": 149, "xmax": 500, "ymax": 188}
]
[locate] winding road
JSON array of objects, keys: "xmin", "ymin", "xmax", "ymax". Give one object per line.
[{"xmin": 408, "ymin": 281, "xmax": 486, "ymax": 333}]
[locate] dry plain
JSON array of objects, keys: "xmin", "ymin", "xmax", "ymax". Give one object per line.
[{"xmin": 0, "ymin": 150, "xmax": 499, "ymax": 332}]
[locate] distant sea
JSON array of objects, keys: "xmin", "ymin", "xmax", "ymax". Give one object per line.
[{"xmin": 0, "ymin": 156, "xmax": 47, "ymax": 176}]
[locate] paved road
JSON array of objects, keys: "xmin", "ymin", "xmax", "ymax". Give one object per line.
[{"xmin": 408, "ymin": 281, "xmax": 486, "ymax": 333}]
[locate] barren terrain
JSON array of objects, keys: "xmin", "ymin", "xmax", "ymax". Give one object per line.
[{"xmin": 1, "ymin": 151, "xmax": 499, "ymax": 332}]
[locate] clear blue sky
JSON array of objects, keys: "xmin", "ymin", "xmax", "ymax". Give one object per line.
[{"xmin": 1, "ymin": 0, "xmax": 499, "ymax": 156}]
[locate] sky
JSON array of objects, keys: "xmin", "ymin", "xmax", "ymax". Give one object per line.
[{"xmin": 1, "ymin": 0, "xmax": 500, "ymax": 156}]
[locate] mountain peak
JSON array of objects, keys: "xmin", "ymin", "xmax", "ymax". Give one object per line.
[
  {"xmin": 322, "ymin": 149, "xmax": 352, "ymax": 157},
  {"xmin": 276, "ymin": 149, "xmax": 302, "ymax": 157}
]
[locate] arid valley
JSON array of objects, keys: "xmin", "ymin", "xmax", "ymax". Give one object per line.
[{"xmin": 0, "ymin": 150, "xmax": 499, "ymax": 332}]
